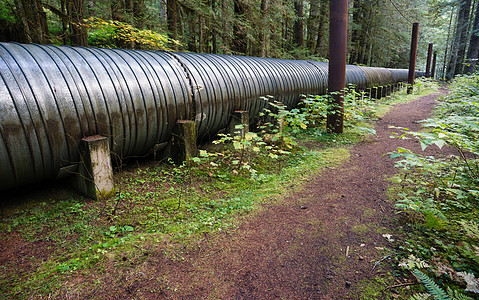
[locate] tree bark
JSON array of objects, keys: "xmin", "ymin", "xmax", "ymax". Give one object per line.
[
  {"xmin": 221, "ymin": 0, "xmax": 230, "ymax": 53},
  {"xmin": 199, "ymin": 15, "xmax": 205, "ymax": 53},
  {"xmin": 258, "ymin": 0, "xmax": 269, "ymax": 57},
  {"xmin": 69, "ymin": 0, "xmax": 88, "ymax": 46},
  {"xmin": 454, "ymin": 0, "xmax": 472, "ymax": 74},
  {"xmin": 293, "ymin": 1, "xmax": 304, "ymax": 47},
  {"xmin": 442, "ymin": 8, "xmax": 455, "ymax": 78},
  {"xmin": 465, "ymin": 2, "xmax": 479, "ymax": 73},
  {"xmin": 61, "ymin": 0, "xmax": 68, "ymax": 45},
  {"xmin": 447, "ymin": 0, "xmax": 472, "ymax": 79},
  {"xmin": 306, "ymin": 0, "xmax": 320, "ymax": 51},
  {"xmin": 315, "ymin": 0, "xmax": 328, "ymax": 56},
  {"xmin": 14, "ymin": 0, "xmax": 48, "ymax": 43},
  {"xmin": 232, "ymin": 0, "xmax": 247, "ymax": 54},
  {"xmin": 349, "ymin": 0, "xmax": 363, "ymax": 64},
  {"xmin": 167, "ymin": 0, "xmax": 179, "ymax": 50},
  {"xmin": 211, "ymin": 0, "xmax": 218, "ymax": 54}
]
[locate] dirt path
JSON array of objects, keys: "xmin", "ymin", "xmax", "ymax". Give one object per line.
[{"xmin": 126, "ymin": 90, "xmax": 448, "ymax": 300}]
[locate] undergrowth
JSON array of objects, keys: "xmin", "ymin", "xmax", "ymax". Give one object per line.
[
  {"xmin": 0, "ymin": 80, "xmax": 434, "ymax": 298},
  {"xmin": 388, "ymin": 74, "xmax": 479, "ymax": 299}
]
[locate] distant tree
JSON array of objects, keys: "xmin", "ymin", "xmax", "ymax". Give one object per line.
[
  {"xmin": 14, "ymin": 0, "xmax": 48, "ymax": 43},
  {"xmin": 231, "ymin": 0, "xmax": 247, "ymax": 54},
  {"xmin": 447, "ymin": 0, "xmax": 472, "ymax": 79},
  {"xmin": 69, "ymin": 0, "xmax": 88, "ymax": 46},
  {"xmin": 465, "ymin": 1, "xmax": 479, "ymax": 73},
  {"xmin": 293, "ymin": 1, "xmax": 304, "ymax": 47},
  {"xmin": 167, "ymin": 0, "xmax": 179, "ymax": 50}
]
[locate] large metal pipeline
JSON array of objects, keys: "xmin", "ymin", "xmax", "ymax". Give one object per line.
[{"xmin": 0, "ymin": 43, "xmax": 415, "ymax": 191}]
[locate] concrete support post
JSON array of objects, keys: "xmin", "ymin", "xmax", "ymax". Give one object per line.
[
  {"xmin": 171, "ymin": 120, "xmax": 198, "ymax": 165},
  {"xmin": 228, "ymin": 110, "xmax": 249, "ymax": 139},
  {"xmin": 73, "ymin": 135, "xmax": 115, "ymax": 200}
]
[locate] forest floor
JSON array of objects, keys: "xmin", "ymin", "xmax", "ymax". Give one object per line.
[
  {"xmin": 123, "ymin": 89, "xmax": 447, "ymax": 300},
  {"xmin": 0, "ymin": 89, "xmax": 449, "ymax": 299}
]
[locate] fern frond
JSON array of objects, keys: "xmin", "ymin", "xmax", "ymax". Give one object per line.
[
  {"xmin": 409, "ymin": 293, "xmax": 431, "ymax": 300},
  {"xmin": 399, "ymin": 254, "xmax": 430, "ymax": 269},
  {"xmin": 446, "ymin": 286, "xmax": 475, "ymax": 300},
  {"xmin": 459, "ymin": 220, "xmax": 479, "ymax": 240},
  {"xmin": 412, "ymin": 269, "xmax": 452, "ymax": 300}
]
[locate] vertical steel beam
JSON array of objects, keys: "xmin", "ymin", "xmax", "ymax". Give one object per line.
[
  {"xmin": 431, "ymin": 51, "xmax": 437, "ymax": 79},
  {"xmin": 425, "ymin": 43, "xmax": 433, "ymax": 77},
  {"xmin": 407, "ymin": 23, "xmax": 419, "ymax": 94},
  {"xmin": 327, "ymin": 0, "xmax": 348, "ymax": 133}
]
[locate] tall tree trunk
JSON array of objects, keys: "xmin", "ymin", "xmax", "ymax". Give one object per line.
[
  {"xmin": 442, "ymin": 8, "xmax": 455, "ymax": 78},
  {"xmin": 61, "ymin": 0, "xmax": 68, "ymax": 45},
  {"xmin": 455, "ymin": 0, "xmax": 472, "ymax": 74},
  {"xmin": 14, "ymin": 0, "xmax": 48, "ymax": 43},
  {"xmin": 293, "ymin": 1, "xmax": 304, "ymax": 46},
  {"xmin": 211, "ymin": 0, "xmax": 218, "ymax": 54},
  {"xmin": 199, "ymin": 15, "xmax": 205, "ymax": 53},
  {"xmin": 69, "ymin": 0, "xmax": 88, "ymax": 46},
  {"xmin": 465, "ymin": 2, "xmax": 479, "ymax": 73},
  {"xmin": 448, "ymin": 0, "xmax": 472, "ymax": 79},
  {"xmin": 167, "ymin": 0, "xmax": 179, "ymax": 50},
  {"xmin": 186, "ymin": 10, "xmax": 197, "ymax": 52},
  {"xmin": 306, "ymin": 0, "xmax": 320, "ymax": 52},
  {"xmin": 349, "ymin": 0, "xmax": 363, "ymax": 64},
  {"xmin": 258, "ymin": 0, "xmax": 269, "ymax": 57},
  {"xmin": 315, "ymin": 0, "xmax": 328, "ymax": 56},
  {"xmin": 221, "ymin": 0, "xmax": 230, "ymax": 53},
  {"xmin": 232, "ymin": 0, "xmax": 247, "ymax": 54}
]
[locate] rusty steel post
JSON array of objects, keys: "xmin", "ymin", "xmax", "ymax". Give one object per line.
[
  {"xmin": 327, "ymin": 0, "xmax": 348, "ymax": 134},
  {"xmin": 407, "ymin": 23, "xmax": 419, "ymax": 94},
  {"xmin": 431, "ymin": 51, "xmax": 437, "ymax": 79},
  {"xmin": 425, "ymin": 43, "xmax": 433, "ymax": 77}
]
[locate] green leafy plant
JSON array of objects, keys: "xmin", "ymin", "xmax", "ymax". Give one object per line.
[{"xmin": 389, "ymin": 74, "xmax": 479, "ymax": 299}]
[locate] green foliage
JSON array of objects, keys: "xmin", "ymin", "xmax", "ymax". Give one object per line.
[
  {"xmin": 412, "ymin": 270, "xmax": 452, "ymax": 300},
  {"xmin": 390, "ymin": 74, "xmax": 479, "ymax": 299},
  {"xmin": 0, "ymin": 85, "xmax": 425, "ymax": 297},
  {"xmin": 83, "ymin": 17, "xmax": 178, "ymax": 50}
]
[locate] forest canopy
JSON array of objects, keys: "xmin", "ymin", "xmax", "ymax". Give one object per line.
[{"xmin": 0, "ymin": 0, "xmax": 478, "ymax": 78}]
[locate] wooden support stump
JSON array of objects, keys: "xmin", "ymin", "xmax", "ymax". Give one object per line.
[
  {"xmin": 171, "ymin": 120, "xmax": 198, "ymax": 165},
  {"xmin": 385, "ymin": 85, "xmax": 391, "ymax": 96},
  {"xmin": 371, "ymin": 87, "xmax": 378, "ymax": 100},
  {"xmin": 377, "ymin": 86, "xmax": 383, "ymax": 99},
  {"xmin": 72, "ymin": 135, "xmax": 115, "ymax": 200},
  {"xmin": 228, "ymin": 110, "xmax": 249, "ymax": 139}
]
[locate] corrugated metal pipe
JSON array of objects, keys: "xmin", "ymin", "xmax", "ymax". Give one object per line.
[{"xmin": 0, "ymin": 43, "xmax": 418, "ymax": 191}]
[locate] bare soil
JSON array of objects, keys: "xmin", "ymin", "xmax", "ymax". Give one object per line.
[{"xmin": 1, "ymin": 90, "xmax": 450, "ymax": 299}]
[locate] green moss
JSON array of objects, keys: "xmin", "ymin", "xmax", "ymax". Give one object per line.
[{"xmin": 351, "ymin": 223, "xmax": 373, "ymax": 235}]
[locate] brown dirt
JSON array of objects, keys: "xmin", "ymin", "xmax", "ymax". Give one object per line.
[{"xmin": 1, "ymin": 90, "xmax": 452, "ymax": 299}]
